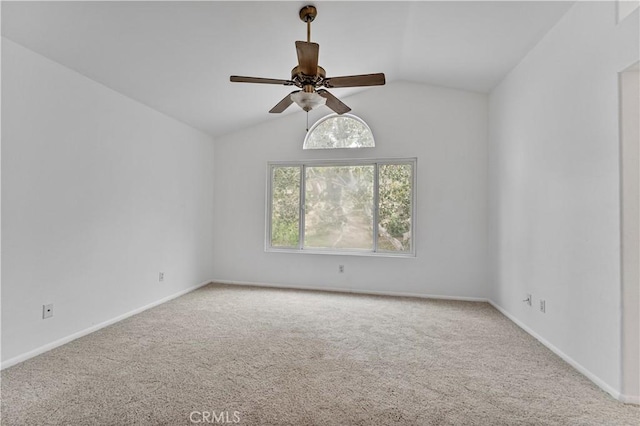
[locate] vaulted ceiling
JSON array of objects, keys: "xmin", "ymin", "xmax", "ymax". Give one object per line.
[{"xmin": 2, "ymin": 1, "xmax": 574, "ymax": 137}]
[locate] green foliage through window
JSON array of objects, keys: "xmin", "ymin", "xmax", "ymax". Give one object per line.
[
  {"xmin": 378, "ymin": 164, "xmax": 412, "ymax": 252},
  {"xmin": 271, "ymin": 167, "xmax": 300, "ymax": 247},
  {"xmin": 268, "ymin": 160, "xmax": 415, "ymax": 255}
]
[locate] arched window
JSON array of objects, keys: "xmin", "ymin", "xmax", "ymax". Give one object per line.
[{"xmin": 303, "ymin": 114, "xmax": 375, "ymax": 150}]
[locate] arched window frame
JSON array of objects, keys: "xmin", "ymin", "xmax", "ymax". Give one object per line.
[{"xmin": 303, "ymin": 113, "xmax": 375, "ymax": 150}]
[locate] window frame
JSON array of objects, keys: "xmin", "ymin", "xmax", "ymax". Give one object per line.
[{"xmin": 266, "ymin": 158, "xmax": 417, "ymax": 257}]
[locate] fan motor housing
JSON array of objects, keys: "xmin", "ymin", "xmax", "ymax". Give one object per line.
[{"xmin": 291, "ymin": 65, "xmax": 325, "ymax": 87}]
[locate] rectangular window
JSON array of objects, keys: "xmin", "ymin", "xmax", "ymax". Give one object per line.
[{"xmin": 267, "ymin": 159, "xmax": 416, "ymax": 256}]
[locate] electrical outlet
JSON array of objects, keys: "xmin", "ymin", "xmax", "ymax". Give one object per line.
[
  {"xmin": 43, "ymin": 304, "xmax": 53, "ymax": 319},
  {"xmin": 159, "ymin": 272, "xmax": 164, "ymax": 282},
  {"xmin": 338, "ymin": 265, "xmax": 344, "ymax": 273},
  {"xmin": 540, "ymin": 299, "xmax": 546, "ymax": 313}
]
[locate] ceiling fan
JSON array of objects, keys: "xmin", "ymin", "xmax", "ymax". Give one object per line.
[{"xmin": 230, "ymin": 5, "xmax": 385, "ymax": 115}]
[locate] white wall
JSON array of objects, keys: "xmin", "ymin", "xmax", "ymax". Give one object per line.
[
  {"xmin": 488, "ymin": 1, "xmax": 639, "ymax": 399},
  {"xmin": 213, "ymin": 81, "xmax": 488, "ymax": 299},
  {"xmin": 1, "ymin": 39, "xmax": 215, "ymax": 364},
  {"xmin": 620, "ymin": 65, "xmax": 639, "ymax": 400}
]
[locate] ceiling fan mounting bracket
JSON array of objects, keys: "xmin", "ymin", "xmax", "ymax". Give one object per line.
[{"xmin": 299, "ymin": 5, "xmax": 317, "ymax": 23}]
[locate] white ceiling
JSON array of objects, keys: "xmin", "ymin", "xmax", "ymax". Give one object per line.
[{"xmin": 1, "ymin": 1, "xmax": 574, "ymax": 138}]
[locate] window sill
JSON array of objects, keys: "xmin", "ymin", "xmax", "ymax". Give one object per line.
[{"xmin": 265, "ymin": 247, "xmax": 416, "ymax": 258}]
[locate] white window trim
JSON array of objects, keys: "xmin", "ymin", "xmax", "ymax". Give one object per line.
[
  {"xmin": 303, "ymin": 113, "xmax": 375, "ymax": 150},
  {"xmin": 265, "ymin": 157, "xmax": 417, "ymax": 257}
]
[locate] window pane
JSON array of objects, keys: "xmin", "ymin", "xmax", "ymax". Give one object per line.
[
  {"xmin": 304, "ymin": 165, "xmax": 374, "ymax": 250},
  {"xmin": 303, "ymin": 114, "xmax": 375, "ymax": 149},
  {"xmin": 378, "ymin": 164, "xmax": 412, "ymax": 252},
  {"xmin": 271, "ymin": 166, "xmax": 300, "ymax": 247}
]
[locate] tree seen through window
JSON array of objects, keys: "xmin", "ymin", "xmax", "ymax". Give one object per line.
[{"xmin": 303, "ymin": 114, "xmax": 375, "ymax": 149}]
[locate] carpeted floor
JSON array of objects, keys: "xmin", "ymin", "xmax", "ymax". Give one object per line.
[{"xmin": 1, "ymin": 284, "xmax": 638, "ymax": 425}]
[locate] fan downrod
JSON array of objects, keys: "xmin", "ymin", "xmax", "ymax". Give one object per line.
[{"xmin": 300, "ymin": 5, "xmax": 317, "ymax": 42}]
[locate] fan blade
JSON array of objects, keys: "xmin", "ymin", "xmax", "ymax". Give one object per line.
[
  {"xmin": 317, "ymin": 89, "xmax": 351, "ymax": 114},
  {"xmin": 230, "ymin": 76, "xmax": 294, "ymax": 85},
  {"xmin": 269, "ymin": 91, "xmax": 297, "ymax": 113},
  {"xmin": 295, "ymin": 41, "xmax": 319, "ymax": 76},
  {"xmin": 323, "ymin": 73, "xmax": 385, "ymax": 88}
]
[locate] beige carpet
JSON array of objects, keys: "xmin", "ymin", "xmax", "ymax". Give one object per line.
[{"xmin": 1, "ymin": 283, "xmax": 638, "ymax": 425}]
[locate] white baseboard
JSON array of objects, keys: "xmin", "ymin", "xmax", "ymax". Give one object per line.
[
  {"xmin": 619, "ymin": 394, "xmax": 640, "ymax": 404},
  {"xmin": 1, "ymin": 280, "xmax": 212, "ymax": 370},
  {"xmin": 211, "ymin": 278, "xmax": 489, "ymax": 302},
  {"xmin": 487, "ymin": 299, "xmax": 639, "ymax": 404}
]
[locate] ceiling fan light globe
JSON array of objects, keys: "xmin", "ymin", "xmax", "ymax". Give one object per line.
[{"xmin": 290, "ymin": 90, "xmax": 326, "ymax": 112}]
